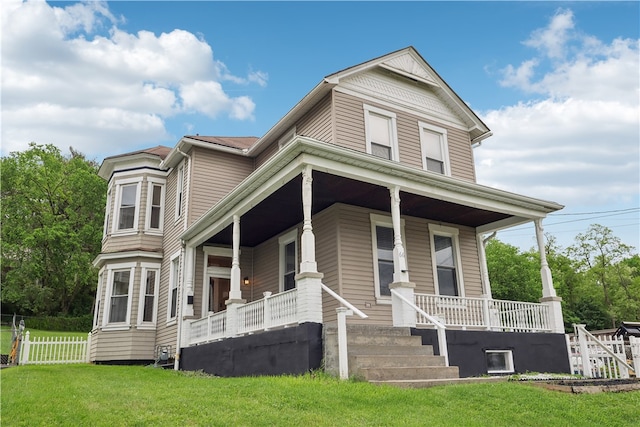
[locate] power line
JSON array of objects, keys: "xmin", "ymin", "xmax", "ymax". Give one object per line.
[{"xmin": 549, "ymin": 207, "xmax": 639, "ymax": 216}]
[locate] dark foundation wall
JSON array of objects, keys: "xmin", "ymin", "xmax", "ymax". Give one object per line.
[
  {"xmin": 180, "ymin": 322, "xmax": 323, "ymax": 377},
  {"xmin": 411, "ymin": 329, "xmax": 571, "ymax": 378}
]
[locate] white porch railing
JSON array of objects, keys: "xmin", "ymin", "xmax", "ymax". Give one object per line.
[
  {"xmin": 414, "ymin": 293, "xmax": 551, "ymax": 332},
  {"xmin": 569, "ymin": 324, "xmax": 635, "ymax": 379},
  {"xmin": 20, "ymin": 331, "xmax": 91, "ymax": 365},
  {"xmin": 189, "ymin": 289, "xmax": 298, "ymax": 345}
]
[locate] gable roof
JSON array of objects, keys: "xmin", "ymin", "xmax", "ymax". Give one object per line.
[{"xmin": 247, "ymin": 46, "xmax": 491, "ymax": 156}]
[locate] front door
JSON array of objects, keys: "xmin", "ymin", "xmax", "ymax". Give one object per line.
[{"xmin": 207, "ymin": 276, "xmax": 230, "ymax": 313}]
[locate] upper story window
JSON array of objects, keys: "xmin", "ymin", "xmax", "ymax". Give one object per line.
[
  {"xmin": 419, "ymin": 121, "xmax": 450, "ymax": 175},
  {"xmin": 93, "ymin": 268, "xmax": 104, "ymax": 330},
  {"xmin": 428, "ymin": 224, "xmax": 464, "ymax": 297},
  {"xmin": 145, "ymin": 179, "xmax": 165, "ymax": 232},
  {"xmin": 279, "ymin": 229, "xmax": 298, "ymax": 292},
  {"xmin": 103, "ymin": 189, "xmax": 112, "ymax": 238},
  {"xmin": 175, "ymin": 164, "xmax": 184, "ymax": 220},
  {"xmin": 112, "ymin": 178, "xmax": 142, "ymax": 233},
  {"xmin": 364, "ymin": 104, "xmax": 398, "ymax": 161}
]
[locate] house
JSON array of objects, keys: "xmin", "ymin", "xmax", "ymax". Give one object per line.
[{"xmin": 91, "ymin": 47, "xmax": 570, "ymax": 381}]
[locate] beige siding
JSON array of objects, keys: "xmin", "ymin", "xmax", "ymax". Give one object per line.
[
  {"xmin": 189, "ymin": 147, "xmax": 253, "ymax": 224},
  {"xmin": 252, "ymin": 234, "xmax": 281, "ymax": 296},
  {"xmin": 254, "ymin": 140, "xmax": 279, "ymax": 169},
  {"xmin": 458, "ymin": 227, "xmax": 483, "ymax": 297},
  {"xmin": 296, "ymin": 93, "xmax": 333, "ymax": 143},
  {"xmin": 311, "ymin": 206, "xmax": 340, "ymax": 324},
  {"xmin": 334, "ymin": 91, "xmax": 367, "ymax": 152},
  {"xmin": 91, "ymin": 329, "xmax": 156, "ymax": 361},
  {"xmin": 333, "ymin": 91, "xmax": 477, "ymax": 182}
]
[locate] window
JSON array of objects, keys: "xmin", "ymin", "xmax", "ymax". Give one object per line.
[
  {"xmin": 364, "ymin": 104, "xmax": 398, "ymax": 161},
  {"xmin": 279, "ymin": 229, "xmax": 298, "ymax": 291},
  {"xmin": 168, "ymin": 253, "xmax": 180, "ymax": 322},
  {"xmin": 101, "ymin": 263, "xmax": 135, "ymax": 328},
  {"xmin": 370, "ymin": 214, "xmax": 405, "ymax": 301},
  {"xmin": 145, "ymin": 180, "xmax": 165, "ymax": 231},
  {"xmin": 138, "ymin": 263, "xmax": 160, "ymax": 327},
  {"xmin": 486, "ymin": 350, "xmax": 514, "ymax": 374},
  {"xmin": 103, "ymin": 189, "xmax": 111, "ymax": 237},
  {"xmin": 419, "ymin": 121, "xmax": 450, "ymax": 175},
  {"xmin": 429, "ymin": 224, "xmax": 464, "ymax": 297},
  {"xmin": 93, "ymin": 269, "xmax": 104, "ymax": 329},
  {"xmin": 175, "ymin": 164, "xmax": 184, "ymax": 220},
  {"xmin": 111, "ymin": 178, "xmax": 141, "ymax": 233}
]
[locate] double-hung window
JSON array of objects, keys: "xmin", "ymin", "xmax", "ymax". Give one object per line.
[
  {"xmin": 167, "ymin": 253, "xmax": 180, "ymax": 323},
  {"xmin": 102, "ymin": 262, "xmax": 135, "ymax": 328},
  {"xmin": 429, "ymin": 224, "xmax": 464, "ymax": 297},
  {"xmin": 419, "ymin": 121, "xmax": 450, "ymax": 175},
  {"xmin": 370, "ymin": 214, "xmax": 405, "ymax": 301},
  {"xmin": 103, "ymin": 189, "xmax": 112, "ymax": 237},
  {"xmin": 93, "ymin": 269, "xmax": 104, "ymax": 329},
  {"xmin": 138, "ymin": 263, "xmax": 160, "ymax": 328},
  {"xmin": 112, "ymin": 178, "xmax": 141, "ymax": 233},
  {"xmin": 145, "ymin": 179, "xmax": 165, "ymax": 232},
  {"xmin": 364, "ymin": 104, "xmax": 398, "ymax": 161},
  {"xmin": 175, "ymin": 164, "xmax": 184, "ymax": 220},
  {"xmin": 279, "ymin": 229, "xmax": 298, "ymax": 292}
]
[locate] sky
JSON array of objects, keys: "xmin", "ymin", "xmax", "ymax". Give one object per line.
[{"xmin": 2, "ymin": 0, "xmax": 639, "ymax": 253}]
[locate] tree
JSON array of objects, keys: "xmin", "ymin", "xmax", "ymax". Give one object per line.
[
  {"xmin": 484, "ymin": 239, "xmax": 542, "ymax": 302},
  {"xmin": 1, "ymin": 143, "xmax": 106, "ymax": 316},
  {"xmin": 568, "ymin": 224, "xmax": 637, "ymax": 327}
]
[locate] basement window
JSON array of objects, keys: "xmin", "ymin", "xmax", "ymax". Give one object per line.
[{"xmin": 485, "ymin": 350, "xmax": 514, "ymax": 374}]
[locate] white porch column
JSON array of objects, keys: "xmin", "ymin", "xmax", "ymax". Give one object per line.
[
  {"xmin": 182, "ymin": 244, "xmax": 195, "ymax": 318},
  {"xmin": 296, "ymin": 165, "xmax": 323, "ymax": 324},
  {"xmin": 477, "ymin": 233, "xmax": 493, "ymax": 299},
  {"xmin": 389, "ymin": 186, "xmax": 416, "ymax": 328},
  {"xmin": 300, "ymin": 165, "xmax": 317, "ymax": 274},
  {"xmin": 535, "ymin": 219, "xmax": 564, "ymax": 333},
  {"xmin": 226, "ymin": 214, "xmax": 246, "ymax": 337}
]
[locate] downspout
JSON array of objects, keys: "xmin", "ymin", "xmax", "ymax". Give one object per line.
[{"xmin": 174, "ymin": 146, "xmax": 191, "ymax": 370}]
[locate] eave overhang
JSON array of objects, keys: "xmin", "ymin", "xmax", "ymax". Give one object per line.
[{"xmin": 182, "ymin": 136, "xmax": 563, "ymax": 248}]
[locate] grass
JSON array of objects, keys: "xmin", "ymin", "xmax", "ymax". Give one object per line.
[
  {"xmin": 0, "ymin": 327, "xmax": 89, "ymax": 355},
  {"xmin": 1, "ymin": 365, "xmax": 639, "ymax": 426}
]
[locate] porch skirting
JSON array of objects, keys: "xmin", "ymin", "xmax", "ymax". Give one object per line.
[
  {"xmin": 411, "ymin": 329, "xmax": 570, "ymax": 378},
  {"xmin": 180, "ymin": 322, "xmax": 323, "ymax": 377}
]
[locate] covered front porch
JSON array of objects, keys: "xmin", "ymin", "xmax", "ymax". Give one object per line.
[{"xmin": 177, "ymin": 136, "xmax": 565, "ymax": 375}]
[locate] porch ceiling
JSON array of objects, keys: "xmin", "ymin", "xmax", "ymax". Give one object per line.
[{"xmin": 205, "ymin": 171, "xmax": 510, "ymax": 247}]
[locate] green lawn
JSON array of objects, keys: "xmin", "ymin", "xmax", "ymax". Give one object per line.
[{"xmin": 1, "ymin": 364, "xmax": 638, "ymax": 426}]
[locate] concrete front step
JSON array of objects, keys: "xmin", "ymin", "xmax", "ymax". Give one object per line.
[
  {"xmin": 348, "ymin": 344, "xmax": 434, "ymax": 356},
  {"xmin": 370, "ymin": 376, "xmax": 509, "ymax": 389},
  {"xmin": 358, "ymin": 365, "xmax": 460, "ymax": 381},
  {"xmin": 347, "ymin": 334, "xmax": 423, "ymax": 347},
  {"xmin": 324, "ymin": 324, "xmax": 411, "ymax": 337},
  {"xmin": 350, "ymin": 354, "xmax": 447, "ymax": 369}
]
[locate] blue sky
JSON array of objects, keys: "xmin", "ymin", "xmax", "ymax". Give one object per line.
[{"xmin": 2, "ymin": 1, "xmax": 639, "ymax": 252}]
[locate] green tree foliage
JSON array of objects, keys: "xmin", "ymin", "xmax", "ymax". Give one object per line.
[
  {"xmin": 485, "ymin": 224, "xmax": 638, "ymax": 332},
  {"xmin": 1, "ymin": 143, "xmax": 106, "ymax": 316}
]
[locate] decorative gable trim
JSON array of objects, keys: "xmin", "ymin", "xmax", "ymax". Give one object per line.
[{"xmin": 379, "ymin": 53, "xmax": 439, "ymax": 86}]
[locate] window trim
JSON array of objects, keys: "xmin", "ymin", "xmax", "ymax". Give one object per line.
[
  {"xmin": 103, "ymin": 186, "xmax": 112, "ymax": 238},
  {"xmin": 278, "ymin": 229, "xmax": 298, "ymax": 292},
  {"xmin": 428, "ymin": 224, "xmax": 465, "ymax": 297},
  {"xmin": 370, "ymin": 214, "xmax": 406, "ymax": 303},
  {"xmin": 145, "ymin": 178, "xmax": 166, "ymax": 233},
  {"xmin": 93, "ymin": 267, "xmax": 105, "ymax": 330},
  {"xmin": 111, "ymin": 177, "xmax": 142, "ymax": 235},
  {"xmin": 101, "ymin": 262, "xmax": 136, "ymax": 330},
  {"xmin": 419, "ymin": 121, "xmax": 450, "ymax": 176},
  {"xmin": 175, "ymin": 163, "xmax": 185, "ymax": 221},
  {"xmin": 137, "ymin": 262, "xmax": 161, "ymax": 329},
  {"xmin": 167, "ymin": 252, "xmax": 181, "ymax": 325},
  {"xmin": 364, "ymin": 104, "xmax": 398, "ymax": 161},
  {"xmin": 485, "ymin": 350, "xmax": 515, "ymax": 374}
]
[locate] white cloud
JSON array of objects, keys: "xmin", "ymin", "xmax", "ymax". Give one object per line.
[
  {"xmin": 476, "ymin": 8, "xmax": 639, "ymax": 207},
  {"xmin": 0, "ymin": 0, "xmax": 267, "ymax": 158}
]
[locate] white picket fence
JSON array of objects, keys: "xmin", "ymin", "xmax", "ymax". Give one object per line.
[
  {"xmin": 19, "ymin": 331, "xmax": 91, "ymax": 365},
  {"xmin": 568, "ymin": 324, "xmax": 638, "ymax": 379}
]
